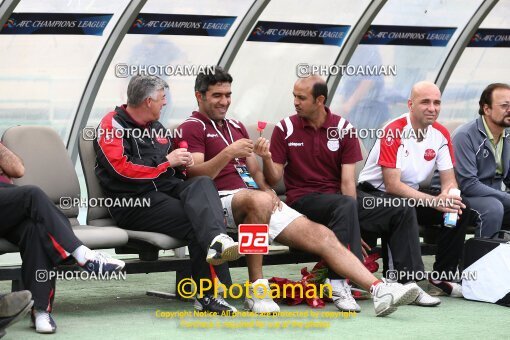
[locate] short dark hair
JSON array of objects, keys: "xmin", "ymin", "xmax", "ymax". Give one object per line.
[
  {"xmin": 478, "ymin": 83, "xmax": 510, "ymax": 115},
  {"xmin": 194, "ymin": 66, "xmax": 233, "ymax": 95},
  {"xmin": 312, "ymin": 81, "xmax": 328, "ymax": 103}
]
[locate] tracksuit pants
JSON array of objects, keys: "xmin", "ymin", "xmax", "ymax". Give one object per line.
[
  {"xmin": 359, "ymin": 183, "xmax": 471, "ymax": 279},
  {"xmin": 416, "ymin": 189, "xmax": 472, "ymax": 276},
  {"xmin": 0, "ymin": 183, "xmax": 82, "ymax": 311},
  {"xmin": 463, "ymin": 196, "xmax": 510, "ymax": 238},
  {"xmin": 109, "ymin": 176, "xmax": 230, "ymax": 290}
]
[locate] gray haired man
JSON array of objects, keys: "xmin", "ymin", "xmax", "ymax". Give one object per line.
[{"xmin": 94, "ymin": 75, "xmax": 241, "ymax": 312}]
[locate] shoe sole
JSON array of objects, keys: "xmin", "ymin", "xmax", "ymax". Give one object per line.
[
  {"xmin": 376, "ymin": 286, "xmax": 420, "ymax": 317},
  {"xmin": 206, "ymin": 244, "xmax": 241, "ymax": 266},
  {"xmin": 412, "ymin": 300, "xmax": 441, "ymax": 307},
  {"xmin": 334, "ymin": 306, "xmax": 361, "ymax": 313},
  {"xmin": 376, "ymin": 305, "xmax": 397, "ymax": 317},
  {"xmin": 36, "ymin": 328, "xmax": 57, "ymax": 334},
  {"xmin": 1, "ymin": 300, "xmax": 33, "ymax": 330}
]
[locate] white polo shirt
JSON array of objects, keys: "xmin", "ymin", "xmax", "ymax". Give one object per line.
[{"xmin": 358, "ymin": 113, "xmax": 454, "ymax": 191}]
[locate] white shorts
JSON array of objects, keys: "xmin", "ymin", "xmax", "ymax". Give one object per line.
[{"xmin": 219, "ymin": 189, "xmax": 302, "ymax": 243}]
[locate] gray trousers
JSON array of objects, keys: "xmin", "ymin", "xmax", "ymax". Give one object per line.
[{"xmin": 464, "ymin": 196, "xmax": 510, "ymax": 238}]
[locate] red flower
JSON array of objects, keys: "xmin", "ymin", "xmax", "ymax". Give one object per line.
[{"xmin": 257, "ymin": 121, "xmax": 267, "ymax": 133}]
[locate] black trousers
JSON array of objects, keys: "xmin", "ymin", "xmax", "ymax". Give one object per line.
[
  {"xmin": 0, "ymin": 183, "xmax": 82, "ymax": 311},
  {"xmin": 291, "ymin": 193, "xmax": 362, "ymax": 280},
  {"xmin": 359, "ymin": 183, "xmax": 470, "ymax": 277},
  {"xmin": 292, "ymin": 190, "xmax": 425, "ymax": 282},
  {"xmin": 357, "ymin": 187, "xmax": 425, "ymax": 282},
  {"xmin": 415, "ymin": 189, "xmax": 471, "ymax": 276},
  {"xmin": 109, "ymin": 176, "xmax": 230, "ymax": 287}
]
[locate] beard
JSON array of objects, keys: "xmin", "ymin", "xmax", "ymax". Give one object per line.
[{"xmin": 495, "ymin": 115, "xmax": 510, "ymax": 128}]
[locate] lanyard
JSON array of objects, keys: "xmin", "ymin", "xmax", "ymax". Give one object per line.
[{"xmin": 210, "ymin": 119, "xmax": 240, "ymax": 164}]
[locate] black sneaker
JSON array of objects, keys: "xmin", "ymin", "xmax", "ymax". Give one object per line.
[
  {"xmin": 206, "ymin": 234, "xmax": 241, "ymax": 265},
  {"xmin": 428, "ymin": 279, "xmax": 463, "ymax": 297},
  {"xmin": 194, "ymin": 295, "xmax": 237, "ymax": 314},
  {"xmin": 81, "ymin": 251, "xmax": 125, "ymax": 275}
]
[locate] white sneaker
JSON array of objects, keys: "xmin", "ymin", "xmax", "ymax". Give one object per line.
[
  {"xmin": 324, "ymin": 279, "xmax": 361, "ymax": 312},
  {"xmin": 428, "ymin": 280, "xmax": 463, "ymax": 298},
  {"xmin": 371, "ymin": 279, "xmax": 420, "ymax": 317},
  {"xmin": 410, "ymin": 284, "xmax": 441, "ymax": 306},
  {"xmin": 31, "ymin": 310, "xmax": 56, "ymax": 334},
  {"xmin": 81, "ymin": 251, "xmax": 125, "ymax": 275},
  {"xmin": 244, "ymin": 279, "xmax": 280, "ymax": 313},
  {"xmin": 206, "ymin": 234, "xmax": 241, "ymax": 265}
]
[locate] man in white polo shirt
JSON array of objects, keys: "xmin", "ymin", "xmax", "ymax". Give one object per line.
[{"xmin": 358, "ymin": 81, "xmax": 473, "ymax": 297}]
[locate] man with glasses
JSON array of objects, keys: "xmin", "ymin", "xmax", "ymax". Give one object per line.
[{"xmin": 453, "ymin": 83, "xmax": 510, "ymax": 238}]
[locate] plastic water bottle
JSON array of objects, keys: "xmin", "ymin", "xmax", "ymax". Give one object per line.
[{"xmin": 443, "ymin": 188, "xmax": 461, "ymax": 228}]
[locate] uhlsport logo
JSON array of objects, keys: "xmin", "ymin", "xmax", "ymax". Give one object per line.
[{"xmin": 239, "ymin": 224, "xmax": 269, "ymax": 254}]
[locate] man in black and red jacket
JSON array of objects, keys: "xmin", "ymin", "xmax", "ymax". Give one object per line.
[
  {"xmin": 0, "ymin": 143, "xmax": 124, "ymax": 334},
  {"xmin": 94, "ymin": 75, "xmax": 240, "ymax": 313}
]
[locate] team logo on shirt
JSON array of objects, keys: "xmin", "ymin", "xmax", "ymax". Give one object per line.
[
  {"xmin": 104, "ymin": 134, "xmax": 113, "ymax": 144},
  {"xmin": 424, "ymin": 149, "xmax": 436, "ymax": 161},
  {"xmin": 156, "ymin": 137, "xmax": 168, "ymax": 144},
  {"xmin": 385, "ymin": 136, "xmax": 394, "ymax": 147},
  {"xmin": 483, "ymin": 149, "xmax": 489, "ymax": 158},
  {"xmin": 327, "ymin": 140, "xmax": 340, "ymax": 152}
]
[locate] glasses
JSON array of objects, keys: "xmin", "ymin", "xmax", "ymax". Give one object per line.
[{"xmin": 496, "ymin": 103, "xmax": 510, "ymax": 111}]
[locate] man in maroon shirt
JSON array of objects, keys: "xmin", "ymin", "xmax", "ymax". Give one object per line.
[
  {"xmin": 263, "ymin": 75, "xmax": 440, "ymax": 307},
  {"xmin": 179, "ymin": 66, "xmax": 421, "ymax": 317}
]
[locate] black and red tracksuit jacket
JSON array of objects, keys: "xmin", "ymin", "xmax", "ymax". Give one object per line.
[{"xmin": 94, "ymin": 105, "xmax": 183, "ymax": 196}]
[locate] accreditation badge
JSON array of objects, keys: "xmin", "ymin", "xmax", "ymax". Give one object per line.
[{"xmin": 234, "ymin": 164, "xmax": 259, "ymax": 189}]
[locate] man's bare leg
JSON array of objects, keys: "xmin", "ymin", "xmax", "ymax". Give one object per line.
[
  {"xmin": 276, "ymin": 216, "xmax": 376, "ymax": 289},
  {"xmin": 231, "ymin": 189, "xmax": 272, "ymax": 282},
  {"xmin": 275, "ymin": 216, "xmax": 420, "ymax": 316},
  {"xmin": 230, "ymin": 190, "xmax": 280, "ymax": 313}
]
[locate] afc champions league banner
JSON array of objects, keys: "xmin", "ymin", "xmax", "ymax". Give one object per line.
[
  {"xmin": 1, "ymin": 13, "xmax": 112, "ymax": 35},
  {"xmin": 128, "ymin": 14, "xmax": 236, "ymax": 37},
  {"xmin": 360, "ymin": 25, "xmax": 457, "ymax": 46},
  {"xmin": 247, "ymin": 21, "xmax": 351, "ymax": 46},
  {"xmin": 468, "ymin": 29, "xmax": 510, "ymax": 47}
]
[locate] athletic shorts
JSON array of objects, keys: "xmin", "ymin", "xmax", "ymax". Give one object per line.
[{"xmin": 219, "ymin": 189, "xmax": 302, "ymax": 243}]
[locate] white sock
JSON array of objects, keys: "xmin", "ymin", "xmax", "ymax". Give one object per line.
[
  {"xmin": 72, "ymin": 245, "xmax": 94, "ymax": 265},
  {"xmin": 330, "ymin": 279, "xmax": 347, "ymax": 291},
  {"xmin": 210, "ymin": 233, "xmax": 228, "ymax": 245}
]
